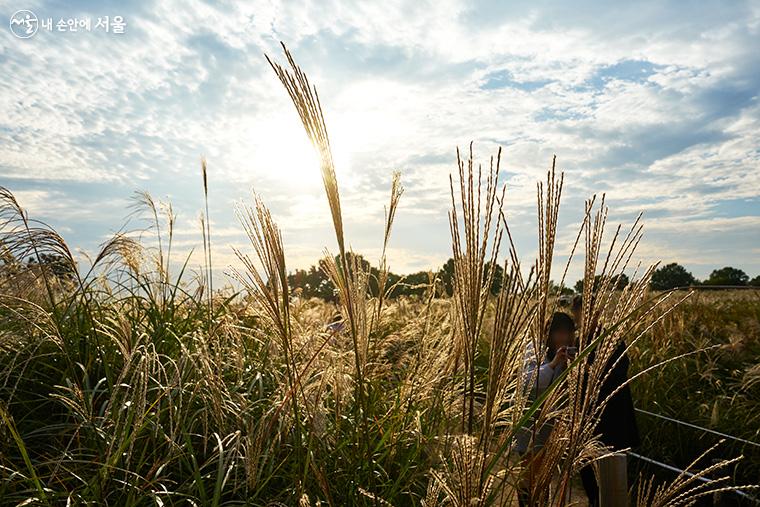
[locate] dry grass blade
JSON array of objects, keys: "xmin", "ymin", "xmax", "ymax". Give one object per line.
[
  {"xmin": 0, "ymin": 186, "xmax": 79, "ymax": 303},
  {"xmin": 201, "ymin": 157, "xmax": 213, "ymax": 308},
  {"xmin": 231, "ymin": 193, "xmax": 293, "ymax": 372},
  {"xmin": 373, "ymin": 171, "xmax": 404, "ymax": 331},
  {"xmin": 266, "ymin": 43, "xmax": 345, "ymax": 257},
  {"xmin": 448, "ymin": 144, "xmax": 504, "ymax": 436},
  {"xmin": 636, "ymin": 439, "xmax": 758, "ymax": 507},
  {"xmin": 266, "ymin": 42, "xmax": 366, "ymax": 395}
]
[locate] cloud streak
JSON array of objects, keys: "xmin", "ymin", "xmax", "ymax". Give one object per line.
[{"xmin": 1, "ymin": 0, "xmax": 758, "ymax": 282}]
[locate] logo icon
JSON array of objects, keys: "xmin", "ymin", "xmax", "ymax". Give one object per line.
[{"xmin": 9, "ymin": 10, "xmax": 38, "ymax": 38}]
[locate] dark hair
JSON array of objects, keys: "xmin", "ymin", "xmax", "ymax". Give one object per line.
[
  {"xmin": 546, "ymin": 312, "xmax": 576, "ymax": 360},
  {"xmin": 549, "ymin": 312, "xmax": 575, "ymax": 334}
]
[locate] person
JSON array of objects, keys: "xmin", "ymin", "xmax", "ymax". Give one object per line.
[
  {"xmin": 571, "ymin": 295, "xmax": 639, "ymax": 507},
  {"xmin": 515, "ymin": 312, "xmax": 577, "ymax": 506},
  {"xmin": 326, "ymin": 312, "xmax": 345, "ymax": 333}
]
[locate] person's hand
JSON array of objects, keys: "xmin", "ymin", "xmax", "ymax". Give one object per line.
[{"xmin": 550, "ymin": 346, "xmax": 569, "ymax": 370}]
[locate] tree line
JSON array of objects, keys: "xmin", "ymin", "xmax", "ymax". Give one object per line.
[
  {"xmin": 10, "ymin": 254, "xmax": 759, "ymax": 302},
  {"xmin": 287, "ymin": 255, "xmax": 760, "ymax": 302}
]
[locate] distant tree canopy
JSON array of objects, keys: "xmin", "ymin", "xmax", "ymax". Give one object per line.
[
  {"xmin": 287, "ymin": 252, "xmax": 435, "ymax": 301},
  {"xmin": 288, "ymin": 256, "xmax": 506, "ymax": 300},
  {"xmin": 27, "ymin": 253, "xmax": 77, "ymax": 282},
  {"xmin": 545, "ymin": 280, "xmax": 572, "ymax": 295},
  {"xmin": 287, "ymin": 255, "xmax": 758, "ymax": 301},
  {"xmin": 287, "ymin": 264, "xmax": 336, "ymax": 301},
  {"xmin": 705, "ymin": 266, "xmax": 749, "ymax": 286},
  {"xmin": 483, "ymin": 261, "xmax": 504, "ymax": 296},
  {"xmin": 650, "ymin": 262, "xmax": 697, "ymax": 290},
  {"xmin": 437, "ymin": 258, "xmax": 454, "ymax": 297},
  {"xmin": 0, "ymin": 253, "xmax": 77, "ymax": 292},
  {"xmin": 433, "ymin": 258, "xmax": 504, "ymax": 296},
  {"xmin": 390, "ymin": 270, "xmax": 430, "ymax": 297},
  {"xmin": 573, "ymin": 273, "xmax": 629, "ymax": 294}
]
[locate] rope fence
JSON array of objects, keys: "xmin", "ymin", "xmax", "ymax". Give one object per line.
[
  {"xmin": 630, "ymin": 285, "xmax": 759, "ymax": 501},
  {"xmin": 632, "ymin": 408, "xmax": 760, "ymax": 504},
  {"xmin": 635, "ymin": 408, "xmax": 760, "ymax": 450},
  {"xmin": 671, "ymin": 285, "xmax": 760, "ymax": 291},
  {"xmin": 627, "ymin": 451, "xmax": 759, "ymax": 503}
]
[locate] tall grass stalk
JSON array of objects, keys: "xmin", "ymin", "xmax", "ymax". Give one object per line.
[
  {"xmin": 0, "ymin": 44, "xmax": 756, "ymax": 507},
  {"xmin": 201, "ymin": 156, "xmax": 214, "ymax": 319}
]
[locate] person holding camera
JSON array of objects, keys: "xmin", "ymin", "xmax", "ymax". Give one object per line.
[{"xmin": 515, "ymin": 312, "xmax": 577, "ymax": 506}]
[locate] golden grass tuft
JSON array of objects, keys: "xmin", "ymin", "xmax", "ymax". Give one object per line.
[{"xmin": 0, "ymin": 43, "xmax": 755, "ymax": 507}]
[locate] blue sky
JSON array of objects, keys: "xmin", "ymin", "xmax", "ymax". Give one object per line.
[{"xmin": 1, "ymin": 0, "xmax": 759, "ymax": 285}]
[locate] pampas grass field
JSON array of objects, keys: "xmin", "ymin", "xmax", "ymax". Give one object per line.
[{"xmin": 0, "ymin": 45, "xmax": 758, "ymax": 506}]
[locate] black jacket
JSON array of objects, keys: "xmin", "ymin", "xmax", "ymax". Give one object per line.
[{"xmin": 588, "ymin": 341, "xmax": 640, "ymax": 450}]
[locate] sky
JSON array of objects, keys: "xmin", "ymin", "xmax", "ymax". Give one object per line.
[{"xmin": 1, "ymin": 0, "xmax": 759, "ymax": 286}]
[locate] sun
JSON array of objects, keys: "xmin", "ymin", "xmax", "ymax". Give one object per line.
[
  {"xmin": 259, "ymin": 114, "xmax": 321, "ymax": 184},
  {"xmin": 249, "ymin": 110, "xmax": 368, "ymax": 194}
]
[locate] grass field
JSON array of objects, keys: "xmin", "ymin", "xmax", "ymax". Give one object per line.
[
  {"xmin": 1, "ymin": 46, "xmax": 757, "ymax": 506},
  {"xmin": 631, "ymin": 291, "xmax": 760, "ymax": 494}
]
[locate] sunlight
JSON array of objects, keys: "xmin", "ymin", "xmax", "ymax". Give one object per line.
[
  {"xmin": 249, "ymin": 112, "xmax": 371, "ymax": 193},
  {"xmin": 251, "ymin": 111, "xmax": 368, "ymax": 191},
  {"xmin": 248, "ymin": 78, "xmax": 407, "ymax": 196},
  {"xmin": 2, "ymin": 3, "xmax": 758, "ymax": 504},
  {"xmin": 254, "ymin": 113, "xmax": 322, "ymax": 187}
]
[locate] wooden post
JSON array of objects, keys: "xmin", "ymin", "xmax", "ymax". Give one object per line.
[{"xmin": 598, "ymin": 453, "xmax": 629, "ymax": 507}]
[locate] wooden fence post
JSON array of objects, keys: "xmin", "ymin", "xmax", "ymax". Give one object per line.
[{"xmin": 598, "ymin": 453, "xmax": 629, "ymax": 507}]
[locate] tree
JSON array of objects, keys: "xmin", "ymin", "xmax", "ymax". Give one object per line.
[
  {"xmin": 288, "ymin": 265, "xmax": 336, "ymax": 301},
  {"xmin": 25, "ymin": 253, "xmax": 77, "ymax": 283},
  {"xmin": 614, "ymin": 273, "xmax": 630, "ymax": 290},
  {"xmin": 574, "ymin": 273, "xmax": 628, "ymax": 294},
  {"xmin": 650, "ymin": 263, "xmax": 696, "ymax": 290},
  {"xmin": 391, "ymin": 270, "xmax": 430, "ymax": 297},
  {"xmin": 436, "ymin": 258, "xmax": 504, "ymax": 297},
  {"xmin": 437, "ymin": 258, "xmax": 455, "ymax": 297},
  {"xmin": 484, "ymin": 261, "xmax": 504, "ymax": 296},
  {"xmin": 548, "ymin": 280, "xmax": 573, "ymax": 296},
  {"xmin": 288, "ymin": 253, "xmax": 432, "ymax": 300},
  {"xmin": 705, "ymin": 266, "xmax": 749, "ymax": 286},
  {"xmin": 750, "ymin": 275, "xmax": 760, "ymax": 287}
]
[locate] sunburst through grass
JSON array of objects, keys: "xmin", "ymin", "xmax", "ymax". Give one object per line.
[{"xmin": 0, "ymin": 43, "xmax": 756, "ymax": 507}]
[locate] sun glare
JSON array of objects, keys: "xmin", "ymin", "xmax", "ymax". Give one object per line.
[{"xmin": 256, "ymin": 114, "xmax": 321, "ymax": 187}]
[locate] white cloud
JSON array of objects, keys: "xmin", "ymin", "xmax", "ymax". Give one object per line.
[{"xmin": 1, "ymin": 0, "xmax": 758, "ymax": 282}]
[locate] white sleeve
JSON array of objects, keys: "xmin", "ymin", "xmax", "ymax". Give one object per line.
[{"xmin": 523, "ymin": 344, "xmax": 555, "ymax": 394}]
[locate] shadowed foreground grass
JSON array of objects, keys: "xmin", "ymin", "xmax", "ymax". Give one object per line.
[{"xmin": 1, "ymin": 45, "xmax": 757, "ymax": 506}]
